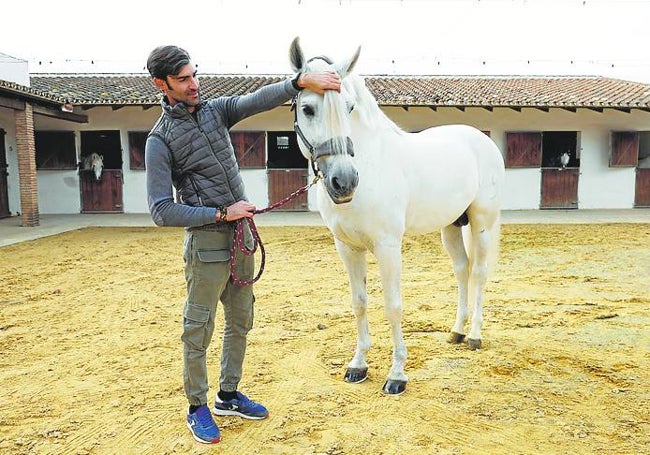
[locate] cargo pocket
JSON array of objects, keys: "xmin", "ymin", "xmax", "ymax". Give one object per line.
[
  {"xmin": 197, "ymin": 249, "xmax": 230, "ymax": 263},
  {"xmin": 187, "ymin": 229, "xmax": 233, "ymax": 301},
  {"xmin": 182, "ymin": 302, "xmax": 211, "ymax": 350}
]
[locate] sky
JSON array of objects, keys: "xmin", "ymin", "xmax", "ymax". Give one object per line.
[{"xmin": 2, "ymin": 0, "xmax": 650, "ymax": 83}]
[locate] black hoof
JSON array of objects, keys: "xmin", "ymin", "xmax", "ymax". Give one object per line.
[
  {"xmin": 468, "ymin": 338, "xmax": 482, "ymax": 350},
  {"xmin": 344, "ymin": 367, "xmax": 368, "ymax": 383},
  {"xmin": 382, "ymin": 379, "xmax": 406, "ymax": 395},
  {"xmin": 448, "ymin": 332, "xmax": 466, "ymax": 344}
]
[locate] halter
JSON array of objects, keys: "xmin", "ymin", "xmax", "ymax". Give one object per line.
[{"xmin": 292, "ymin": 55, "xmax": 355, "ymax": 177}]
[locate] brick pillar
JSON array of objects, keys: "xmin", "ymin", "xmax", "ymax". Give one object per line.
[{"xmin": 15, "ymin": 103, "xmax": 39, "ymax": 227}]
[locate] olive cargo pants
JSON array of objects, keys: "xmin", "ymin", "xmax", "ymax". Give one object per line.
[{"xmin": 182, "ymin": 224, "xmax": 255, "ymax": 406}]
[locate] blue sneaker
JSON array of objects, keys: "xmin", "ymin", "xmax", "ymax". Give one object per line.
[
  {"xmin": 186, "ymin": 404, "xmax": 221, "ymax": 444},
  {"xmin": 213, "ymin": 391, "xmax": 269, "ymax": 420}
]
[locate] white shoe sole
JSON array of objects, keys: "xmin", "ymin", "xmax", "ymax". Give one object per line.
[
  {"xmin": 213, "ymin": 407, "xmax": 268, "ymax": 420},
  {"xmin": 186, "ymin": 421, "xmax": 220, "ymax": 444}
]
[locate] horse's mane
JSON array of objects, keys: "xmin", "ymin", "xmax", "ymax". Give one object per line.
[
  {"xmin": 322, "ymin": 87, "xmax": 350, "ymax": 154},
  {"xmin": 302, "ymin": 56, "xmax": 404, "ymax": 153},
  {"xmin": 344, "ymin": 74, "xmax": 406, "ymax": 136}
]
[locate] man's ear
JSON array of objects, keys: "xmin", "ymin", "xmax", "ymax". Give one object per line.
[{"xmin": 153, "ymin": 77, "xmax": 167, "ymax": 91}]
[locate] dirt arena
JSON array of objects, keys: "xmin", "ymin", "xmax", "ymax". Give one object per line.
[{"xmin": 1, "ymin": 222, "xmax": 649, "ymax": 454}]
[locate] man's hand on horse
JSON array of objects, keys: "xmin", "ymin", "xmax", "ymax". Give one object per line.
[{"xmin": 297, "ymin": 71, "xmax": 341, "ymax": 94}]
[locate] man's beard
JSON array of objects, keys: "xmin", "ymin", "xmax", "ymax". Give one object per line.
[{"xmin": 169, "ymin": 90, "xmax": 200, "ymax": 106}]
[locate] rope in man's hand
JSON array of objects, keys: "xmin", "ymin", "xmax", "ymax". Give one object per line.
[{"xmin": 229, "ymin": 175, "xmax": 321, "ymax": 286}]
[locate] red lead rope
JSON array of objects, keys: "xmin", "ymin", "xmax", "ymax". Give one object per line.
[{"xmin": 229, "ymin": 175, "xmax": 321, "ymax": 286}]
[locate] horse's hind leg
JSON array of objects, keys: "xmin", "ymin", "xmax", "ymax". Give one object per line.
[
  {"xmin": 441, "ymin": 225, "xmax": 470, "ymax": 345},
  {"xmin": 465, "ymin": 221, "xmax": 496, "ymax": 350},
  {"xmin": 335, "ymin": 239, "xmax": 370, "ymax": 384}
]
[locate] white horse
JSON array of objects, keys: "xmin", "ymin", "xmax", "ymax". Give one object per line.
[
  {"xmin": 289, "ymin": 38, "xmax": 505, "ymax": 394},
  {"xmin": 82, "ymin": 152, "xmax": 104, "ymax": 181}
]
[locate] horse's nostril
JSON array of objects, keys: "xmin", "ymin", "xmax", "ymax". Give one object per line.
[{"xmin": 331, "ymin": 176, "xmax": 342, "ymax": 191}]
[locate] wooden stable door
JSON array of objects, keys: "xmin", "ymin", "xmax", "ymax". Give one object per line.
[
  {"xmin": 267, "ymin": 169, "xmax": 309, "ymax": 211},
  {"xmin": 80, "ymin": 169, "xmax": 124, "ymax": 213},
  {"xmin": 540, "ymin": 168, "xmax": 579, "ymax": 209},
  {"xmin": 635, "ymin": 168, "xmax": 650, "ymax": 207},
  {"xmin": 0, "ymin": 129, "xmax": 9, "ymax": 218}
]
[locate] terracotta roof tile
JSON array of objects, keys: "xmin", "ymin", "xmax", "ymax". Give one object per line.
[
  {"xmin": 364, "ymin": 75, "xmax": 650, "ymax": 108},
  {"xmin": 0, "ymin": 78, "xmax": 66, "ymax": 104},
  {"xmin": 11, "ymin": 74, "xmax": 650, "ymax": 110}
]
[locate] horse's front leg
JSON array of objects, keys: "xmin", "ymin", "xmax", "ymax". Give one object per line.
[
  {"xmin": 335, "ymin": 239, "xmax": 370, "ymax": 384},
  {"xmin": 374, "ymin": 242, "xmax": 407, "ymax": 395}
]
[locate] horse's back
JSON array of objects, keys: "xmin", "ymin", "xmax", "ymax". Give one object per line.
[
  {"xmin": 416, "ymin": 124, "xmax": 499, "ymax": 158},
  {"xmin": 389, "ymin": 124, "xmax": 503, "ymax": 232}
]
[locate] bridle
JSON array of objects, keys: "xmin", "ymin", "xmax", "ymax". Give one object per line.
[
  {"xmin": 291, "ymin": 55, "xmax": 354, "ymax": 177},
  {"xmin": 292, "ymin": 99, "xmax": 354, "ymax": 177}
]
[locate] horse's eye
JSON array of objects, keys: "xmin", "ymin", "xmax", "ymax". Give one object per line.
[{"xmin": 302, "ymin": 105, "xmax": 315, "ymax": 117}]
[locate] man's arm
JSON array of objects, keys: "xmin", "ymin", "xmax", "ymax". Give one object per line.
[
  {"xmin": 145, "ymin": 135, "xmax": 217, "ymax": 227},
  {"xmin": 221, "ymin": 71, "xmax": 342, "ymax": 127}
]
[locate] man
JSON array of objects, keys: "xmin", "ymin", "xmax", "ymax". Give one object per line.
[{"xmin": 145, "ymin": 45, "xmax": 340, "ymax": 444}]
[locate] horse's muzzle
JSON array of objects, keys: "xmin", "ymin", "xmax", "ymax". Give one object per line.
[
  {"xmin": 323, "ymin": 160, "xmax": 359, "ymax": 204},
  {"xmin": 312, "ymin": 136, "xmax": 358, "ymax": 204}
]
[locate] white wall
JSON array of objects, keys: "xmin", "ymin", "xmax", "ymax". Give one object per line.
[
  {"xmin": 241, "ymin": 169, "xmax": 269, "ymax": 208},
  {"xmin": 577, "ymin": 128, "xmax": 637, "ymax": 209},
  {"xmin": 37, "ymin": 170, "xmax": 80, "ymax": 213}
]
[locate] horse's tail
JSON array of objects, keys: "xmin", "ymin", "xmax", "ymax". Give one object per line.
[
  {"xmin": 486, "ymin": 214, "xmax": 501, "ymax": 276},
  {"xmin": 462, "ymin": 212, "xmax": 501, "ymax": 276}
]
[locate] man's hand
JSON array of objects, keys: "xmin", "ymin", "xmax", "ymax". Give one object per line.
[
  {"xmin": 225, "ymin": 200, "xmax": 256, "ymax": 221},
  {"xmin": 298, "ymin": 71, "xmax": 341, "ymax": 94}
]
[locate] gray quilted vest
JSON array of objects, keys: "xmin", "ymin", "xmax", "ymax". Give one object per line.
[{"xmin": 149, "ymin": 98, "xmax": 246, "ymax": 208}]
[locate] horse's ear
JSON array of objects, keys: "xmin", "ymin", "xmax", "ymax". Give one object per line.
[
  {"xmin": 289, "ymin": 36, "xmax": 305, "ymax": 72},
  {"xmin": 336, "ymin": 45, "xmax": 361, "ymax": 79}
]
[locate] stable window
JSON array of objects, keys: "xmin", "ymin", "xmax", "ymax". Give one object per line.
[
  {"xmin": 128, "ymin": 131, "xmax": 147, "ymax": 170},
  {"xmin": 541, "ymin": 131, "xmax": 580, "ymax": 168},
  {"xmin": 506, "ymin": 131, "xmax": 580, "ymax": 168},
  {"xmin": 610, "ymin": 131, "xmax": 639, "ymax": 167},
  {"xmin": 267, "ymin": 131, "xmax": 307, "ymax": 169},
  {"xmin": 35, "ymin": 131, "xmax": 76, "ymax": 169},
  {"xmin": 80, "ymin": 130, "xmax": 122, "ymax": 170},
  {"xmin": 505, "ymin": 132, "xmax": 542, "ymax": 168},
  {"xmin": 230, "ymin": 131, "xmax": 266, "ymax": 168}
]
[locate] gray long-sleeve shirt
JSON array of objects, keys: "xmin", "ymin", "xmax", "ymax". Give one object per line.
[{"xmin": 145, "ymin": 78, "xmax": 298, "ymax": 228}]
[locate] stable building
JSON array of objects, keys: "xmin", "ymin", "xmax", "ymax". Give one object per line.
[{"xmin": 1, "ymin": 56, "xmax": 649, "ymax": 226}]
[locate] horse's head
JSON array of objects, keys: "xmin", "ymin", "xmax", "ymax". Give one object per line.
[
  {"xmin": 289, "ymin": 37, "xmax": 360, "ymax": 204},
  {"xmin": 91, "ymin": 153, "xmax": 104, "ymax": 181}
]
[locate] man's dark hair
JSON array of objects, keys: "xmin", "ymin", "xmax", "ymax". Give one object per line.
[{"xmin": 147, "ymin": 45, "xmax": 191, "ymax": 79}]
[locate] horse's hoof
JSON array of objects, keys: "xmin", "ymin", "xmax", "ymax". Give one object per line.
[
  {"xmin": 448, "ymin": 332, "xmax": 466, "ymax": 344},
  {"xmin": 344, "ymin": 367, "xmax": 368, "ymax": 383},
  {"xmin": 382, "ymin": 379, "xmax": 406, "ymax": 395},
  {"xmin": 468, "ymin": 338, "xmax": 482, "ymax": 350}
]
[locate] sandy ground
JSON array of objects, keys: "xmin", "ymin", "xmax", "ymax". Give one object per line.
[{"xmin": 0, "ymin": 223, "xmax": 649, "ymax": 454}]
